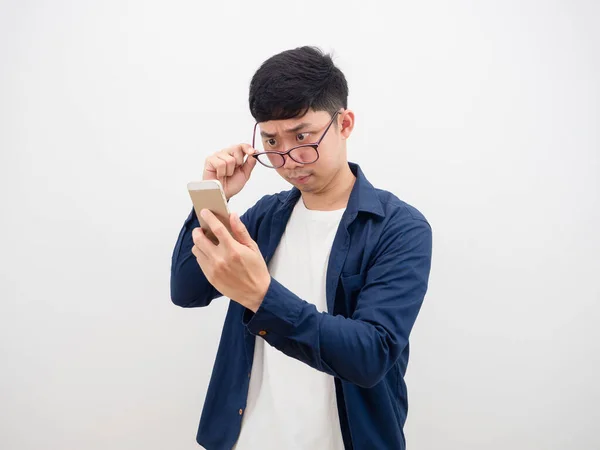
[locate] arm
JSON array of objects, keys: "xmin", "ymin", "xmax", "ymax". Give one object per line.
[
  {"xmin": 243, "ymin": 216, "xmax": 432, "ymax": 388},
  {"xmin": 170, "ymin": 208, "xmax": 222, "ymax": 307}
]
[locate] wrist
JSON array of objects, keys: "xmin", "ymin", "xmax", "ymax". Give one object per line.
[{"xmin": 248, "ymin": 275, "xmax": 271, "ymax": 313}]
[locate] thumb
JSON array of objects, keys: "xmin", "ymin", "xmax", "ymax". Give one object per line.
[
  {"xmin": 230, "ymin": 213, "xmax": 255, "ymax": 248},
  {"xmin": 241, "ymin": 149, "xmax": 258, "ymax": 179}
]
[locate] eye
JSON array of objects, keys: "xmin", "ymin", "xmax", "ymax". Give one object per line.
[
  {"xmin": 297, "ymin": 133, "xmax": 309, "ymax": 142},
  {"xmin": 266, "ymin": 139, "xmax": 277, "ymax": 147}
]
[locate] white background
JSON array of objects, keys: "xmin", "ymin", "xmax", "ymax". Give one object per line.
[{"xmin": 1, "ymin": 1, "xmax": 599, "ymax": 449}]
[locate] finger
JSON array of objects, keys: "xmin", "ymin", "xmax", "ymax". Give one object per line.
[
  {"xmin": 192, "ymin": 243, "xmax": 211, "ymax": 275},
  {"xmin": 200, "ymin": 209, "xmax": 234, "ymax": 247},
  {"xmin": 241, "ymin": 144, "xmax": 256, "ymax": 159},
  {"xmin": 206, "ymin": 155, "xmax": 227, "ymax": 180},
  {"xmin": 191, "ymin": 243, "xmax": 202, "ymax": 259},
  {"xmin": 240, "ymin": 143, "xmax": 255, "ymax": 153},
  {"xmin": 192, "ymin": 226, "xmax": 215, "ymax": 256},
  {"xmin": 192, "ymin": 227, "xmax": 210, "ymax": 249},
  {"xmin": 230, "ymin": 212, "xmax": 255, "ymax": 248},
  {"xmin": 216, "ymin": 153, "xmax": 236, "ymax": 177},
  {"xmin": 241, "ymin": 152, "xmax": 257, "ymax": 178},
  {"xmin": 192, "ymin": 239, "xmax": 210, "ymax": 264},
  {"xmin": 214, "ymin": 157, "xmax": 228, "ymax": 180},
  {"xmin": 192, "ymin": 227, "xmax": 204, "ymax": 245},
  {"xmin": 225, "ymin": 146, "xmax": 245, "ymax": 167}
]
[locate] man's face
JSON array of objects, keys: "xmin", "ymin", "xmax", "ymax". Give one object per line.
[{"xmin": 256, "ymin": 109, "xmax": 353, "ymax": 192}]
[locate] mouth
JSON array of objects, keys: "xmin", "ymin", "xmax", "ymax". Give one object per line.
[{"xmin": 290, "ymin": 174, "xmax": 312, "ymax": 184}]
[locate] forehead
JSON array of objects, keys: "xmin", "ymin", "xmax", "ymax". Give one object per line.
[{"xmin": 258, "ymin": 110, "xmax": 331, "ymax": 136}]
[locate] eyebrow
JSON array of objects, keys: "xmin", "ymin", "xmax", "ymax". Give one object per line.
[{"xmin": 260, "ymin": 122, "xmax": 313, "ymax": 138}]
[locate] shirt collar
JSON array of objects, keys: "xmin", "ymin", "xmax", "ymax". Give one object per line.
[{"xmin": 278, "ymin": 161, "xmax": 385, "ymax": 218}]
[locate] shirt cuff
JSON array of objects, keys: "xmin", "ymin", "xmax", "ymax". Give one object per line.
[{"xmin": 242, "ymin": 277, "xmax": 303, "ymax": 336}]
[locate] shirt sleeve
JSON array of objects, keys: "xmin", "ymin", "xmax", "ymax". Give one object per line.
[
  {"xmin": 170, "ymin": 207, "xmax": 224, "ymax": 307},
  {"xmin": 242, "ymin": 215, "xmax": 433, "ymax": 388}
]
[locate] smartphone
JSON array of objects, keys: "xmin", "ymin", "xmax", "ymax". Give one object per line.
[{"xmin": 187, "ymin": 179, "xmax": 231, "ymax": 245}]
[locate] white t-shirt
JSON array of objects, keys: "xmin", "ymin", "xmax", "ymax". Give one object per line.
[{"xmin": 233, "ymin": 196, "xmax": 346, "ymax": 450}]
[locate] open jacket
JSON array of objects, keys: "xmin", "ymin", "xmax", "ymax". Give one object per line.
[{"xmin": 170, "ymin": 161, "xmax": 433, "ymax": 450}]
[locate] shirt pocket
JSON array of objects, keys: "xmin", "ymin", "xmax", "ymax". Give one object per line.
[
  {"xmin": 339, "ymin": 273, "xmax": 366, "ymax": 311},
  {"xmin": 340, "ymin": 272, "xmax": 365, "ymax": 292}
]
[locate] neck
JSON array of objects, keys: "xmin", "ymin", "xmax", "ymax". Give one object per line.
[{"xmin": 301, "ymin": 163, "xmax": 356, "ymax": 211}]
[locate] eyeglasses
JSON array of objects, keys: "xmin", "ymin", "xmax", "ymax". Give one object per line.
[{"xmin": 251, "ymin": 110, "xmax": 341, "ymax": 169}]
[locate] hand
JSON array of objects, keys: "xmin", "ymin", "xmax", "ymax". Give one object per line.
[
  {"xmin": 203, "ymin": 144, "xmax": 257, "ymax": 201},
  {"xmin": 191, "ymin": 209, "xmax": 271, "ymax": 312}
]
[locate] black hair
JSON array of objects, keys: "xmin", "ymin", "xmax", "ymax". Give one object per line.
[{"xmin": 249, "ymin": 46, "xmax": 348, "ymax": 123}]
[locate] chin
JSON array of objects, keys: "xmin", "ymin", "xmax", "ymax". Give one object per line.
[{"xmin": 290, "ymin": 179, "xmax": 312, "ymax": 191}]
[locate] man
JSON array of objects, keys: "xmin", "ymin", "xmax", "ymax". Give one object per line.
[{"xmin": 170, "ymin": 46, "xmax": 432, "ymax": 450}]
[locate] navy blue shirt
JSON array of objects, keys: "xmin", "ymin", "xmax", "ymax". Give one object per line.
[{"xmin": 170, "ymin": 162, "xmax": 432, "ymax": 450}]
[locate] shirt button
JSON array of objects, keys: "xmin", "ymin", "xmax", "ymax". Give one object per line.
[
  {"xmin": 239, "ymin": 409, "xmax": 243, "ymax": 415},
  {"xmin": 258, "ymin": 330, "xmax": 267, "ymax": 336}
]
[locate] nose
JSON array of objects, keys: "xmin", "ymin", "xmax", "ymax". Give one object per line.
[{"xmin": 281, "ymin": 153, "xmax": 303, "ymax": 170}]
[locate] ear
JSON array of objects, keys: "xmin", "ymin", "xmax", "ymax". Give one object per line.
[{"xmin": 339, "ymin": 110, "xmax": 355, "ymax": 140}]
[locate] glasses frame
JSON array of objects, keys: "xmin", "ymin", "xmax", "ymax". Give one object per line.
[{"xmin": 251, "ymin": 110, "xmax": 342, "ymax": 169}]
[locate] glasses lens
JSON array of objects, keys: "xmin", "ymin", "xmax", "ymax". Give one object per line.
[
  {"xmin": 289, "ymin": 146, "xmax": 318, "ymax": 164},
  {"xmin": 252, "ymin": 126, "xmax": 318, "ymax": 168},
  {"xmin": 256, "ymin": 152, "xmax": 285, "ymax": 168},
  {"xmin": 253, "ymin": 128, "xmax": 272, "ymax": 153}
]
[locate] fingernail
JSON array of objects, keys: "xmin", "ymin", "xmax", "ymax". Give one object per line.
[{"xmin": 201, "ymin": 209, "xmax": 208, "ymax": 218}]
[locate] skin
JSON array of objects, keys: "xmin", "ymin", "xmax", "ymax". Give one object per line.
[{"xmin": 193, "ymin": 108, "xmax": 356, "ymax": 311}]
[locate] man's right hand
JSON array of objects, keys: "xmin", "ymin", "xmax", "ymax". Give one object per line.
[{"xmin": 202, "ymin": 144, "xmax": 258, "ymax": 201}]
